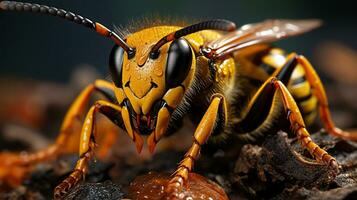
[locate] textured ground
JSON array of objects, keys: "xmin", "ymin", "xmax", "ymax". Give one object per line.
[{"xmin": 1, "ymin": 129, "xmax": 357, "ymax": 200}]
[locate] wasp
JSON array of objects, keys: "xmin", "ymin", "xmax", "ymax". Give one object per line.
[{"xmin": 1, "ymin": 1, "xmax": 356, "ymax": 199}]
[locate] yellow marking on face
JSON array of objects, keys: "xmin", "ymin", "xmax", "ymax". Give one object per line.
[
  {"xmin": 127, "ymin": 75, "xmax": 153, "ymax": 99},
  {"xmin": 121, "ymin": 26, "xmax": 178, "ymax": 114},
  {"xmin": 163, "ymin": 86, "xmax": 185, "ymax": 108},
  {"xmin": 119, "ymin": 25, "xmax": 202, "ymax": 115},
  {"xmin": 114, "ymin": 88, "xmax": 125, "ymax": 104},
  {"xmin": 154, "ymin": 106, "xmax": 170, "ymax": 141}
]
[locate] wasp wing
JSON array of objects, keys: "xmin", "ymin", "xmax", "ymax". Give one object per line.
[{"xmin": 202, "ymin": 19, "xmax": 322, "ymax": 59}]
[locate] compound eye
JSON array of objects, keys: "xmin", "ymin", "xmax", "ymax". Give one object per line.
[
  {"xmin": 109, "ymin": 45, "xmax": 124, "ymax": 87},
  {"xmin": 165, "ymin": 38, "xmax": 192, "ymax": 89}
]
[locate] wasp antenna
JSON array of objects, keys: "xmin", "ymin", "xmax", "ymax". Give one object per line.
[
  {"xmin": 0, "ymin": 1, "xmax": 134, "ymax": 55},
  {"xmin": 150, "ymin": 19, "xmax": 236, "ymax": 57}
]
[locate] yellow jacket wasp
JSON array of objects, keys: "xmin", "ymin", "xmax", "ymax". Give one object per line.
[{"xmin": 0, "ymin": 1, "xmax": 356, "ymax": 198}]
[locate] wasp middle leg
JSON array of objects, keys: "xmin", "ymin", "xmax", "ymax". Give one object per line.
[{"xmin": 166, "ymin": 94, "xmax": 227, "ymax": 195}]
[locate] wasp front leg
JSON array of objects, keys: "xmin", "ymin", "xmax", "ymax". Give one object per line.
[
  {"xmin": 166, "ymin": 94, "xmax": 227, "ymax": 195},
  {"xmin": 53, "ymin": 100, "xmax": 123, "ymax": 198},
  {"xmin": 0, "ymin": 80, "xmax": 115, "ymax": 187}
]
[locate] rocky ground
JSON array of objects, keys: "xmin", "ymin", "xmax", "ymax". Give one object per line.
[{"xmin": 1, "ymin": 129, "xmax": 357, "ymax": 200}]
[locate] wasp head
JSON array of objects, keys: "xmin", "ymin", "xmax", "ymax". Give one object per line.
[{"xmin": 108, "ymin": 26, "xmax": 196, "ymax": 153}]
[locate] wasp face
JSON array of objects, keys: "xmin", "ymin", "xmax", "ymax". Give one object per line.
[{"xmin": 108, "ymin": 26, "xmax": 195, "ymax": 153}]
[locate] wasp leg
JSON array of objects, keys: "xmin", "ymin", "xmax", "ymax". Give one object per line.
[
  {"xmin": 235, "ymin": 53, "xmax": 299, "ymax": 136},
  {"xmin": 295, "ymin": 56, "xmax": 357, "ymax": 141},
  {"xmin": 272, "ymin": 77, "xmax": 338, "ymax": 171},
  {"xmin": 166, "ymin": 94, "xmax": 227, "ymax": 195},
  {"xmin": 236, "ymin": 54, "xmax": 339, "ymax": 172},
  {"xmin": 247, "ymin": 76, "xmax": 339, "ymax": 173},
  {"xmin": 0, "ymin": 80, "xmax": 115, "ymax": 186},
  {"xmin": 54, "ymin": 100, "xmax": 122, "ymax": 199}
]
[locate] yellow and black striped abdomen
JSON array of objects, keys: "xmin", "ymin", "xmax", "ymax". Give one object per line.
[{"xmin": 241, "ymin": 46, "xmax": 318, "ymax": 125}]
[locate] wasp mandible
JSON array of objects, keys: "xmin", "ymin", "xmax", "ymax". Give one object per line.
[{"xmin": 1, "ymin": 1, "xmax": 356, "ymax": 198}]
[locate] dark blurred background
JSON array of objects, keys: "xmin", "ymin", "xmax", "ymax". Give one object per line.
[
  {"xmin": 0, "ymin": 2, "xmax": 356, "ymax": 198},
  {"xmin": 0, "ymin": 0, "xmax": 356, "ymax": 82}
]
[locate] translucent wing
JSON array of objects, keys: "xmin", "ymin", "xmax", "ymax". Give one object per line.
[{"xmin": 202, "ymin": 19, "xmax": 322, "ymax": 59}]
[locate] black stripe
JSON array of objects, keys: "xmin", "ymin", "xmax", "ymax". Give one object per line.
[
  {"xmin": 98, "ymin": 104, "xmax": 124, "ymax": 129},
  {"xmin": 251, "ymin": 47, "xmax": 279, "ymax": 75},
  {"xmin": 276, "ymin": 56, "xmax": 298, "ymax": 85},
  {"xmin": 95, "ymin": 86, "xmax": 117, "ymax": 103},
  {"xmin": 248, "ymin": 78, "xmax": 264, "ymax": 87},
  {"xmin": 295, "ymin": 92, "xmax": 313, "ymax": 104},
  {"xmin": 301, "ymin": 107, "xmax": 315, "ymax": 116},
  {"xmin": 291, "ymin": 76, "xmax": 307, "ymax": 85},
  {"xmin": 236, "ymin": 55, "xmax": 298, "ymax": 133},
  {"xmin": 235, "ymin": 81, "xmax": 276, "ymax": 133},
  {"xmin": 260, "ymin": 63, "xmax": 276, "ymax": 75},
  {"xmin": 164, "ymin": 103, "xmax": 175, "ymax": 114}
]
